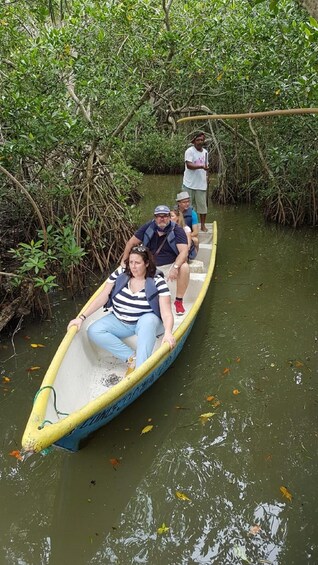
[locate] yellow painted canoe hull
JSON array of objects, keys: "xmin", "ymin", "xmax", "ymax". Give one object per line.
[{"xmin": 21, "ymin": 222, "xmax": 217, "ymax": 453}]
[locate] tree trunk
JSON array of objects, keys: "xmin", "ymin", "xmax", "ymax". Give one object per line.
[{"xmin": 299, "ymin": 0, "xmax": 318, "ymax": 19}]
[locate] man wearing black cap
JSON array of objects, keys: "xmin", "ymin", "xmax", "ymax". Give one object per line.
[
  {"xmin": 182, "ymin": 131, "xmax": 209, "ymax": 232},
  {"xmin": 121, "ymin": 205, "xmax": 189, "ymax": 315}
]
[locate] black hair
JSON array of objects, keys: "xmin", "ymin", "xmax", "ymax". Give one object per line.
[{"xmin": 191, "ymin": 131, "xmax": 206, "ymax": 143}]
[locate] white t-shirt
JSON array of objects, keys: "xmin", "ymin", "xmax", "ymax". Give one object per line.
[{"xmin": 183, "ymin": 146, "xmax": 208, "ymax": 191}]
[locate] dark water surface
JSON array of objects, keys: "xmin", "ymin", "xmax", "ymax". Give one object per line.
[{"xmin": 0, "ymin": 175, "xmax": 317, "ymax": 565}]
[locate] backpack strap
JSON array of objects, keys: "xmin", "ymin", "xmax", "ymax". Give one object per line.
[{"xmin": 104, "ymin": 272, "xmax": 129, "ymax": 311}]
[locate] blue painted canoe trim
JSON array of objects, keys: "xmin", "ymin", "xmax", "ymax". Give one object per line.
[{"xmin": 55, "ymin": 319, "xmax": 195, "ymax": 451}]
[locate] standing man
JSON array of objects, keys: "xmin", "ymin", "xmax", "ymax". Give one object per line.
[
  {"xmin": 175, "ymin": 191, "xmax": 199, "ymax": 250},
  {"xmin": 182, "ymin": 131, "xmax": 209, "ymax": 232},
  {"xmin": 121, "ymin": 205, "xmax": 189, "ymax": 315}
]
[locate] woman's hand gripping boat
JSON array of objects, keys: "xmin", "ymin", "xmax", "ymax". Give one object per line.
[{"xmin": 21, "ymin": 222, "xmax": 217, "ymax": 453}]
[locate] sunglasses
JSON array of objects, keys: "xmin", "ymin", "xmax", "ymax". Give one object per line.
[{"xmin": 131, "ymin": 244, "xmax": 147, "ymax": 253}]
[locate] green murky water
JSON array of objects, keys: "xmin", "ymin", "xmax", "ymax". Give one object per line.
[{"xmin": 0, "ymin": 175, "xmax": 317, "ymax": 564}]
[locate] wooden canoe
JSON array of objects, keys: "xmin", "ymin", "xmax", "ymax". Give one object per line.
[{"xmin": 21, "ymin": 222, "xmax": 217, "ymax": 453}]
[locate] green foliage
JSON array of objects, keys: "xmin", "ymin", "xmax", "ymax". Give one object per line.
[
  {"xmin": 107, "ymin": 152, "xmax": 143, "ymax": 197},
  {"xmin": 9, "ymin": 220, "xmax": 85, "ymax": 293},
  {"xmin": 0, "ymin": 0, "xmax": 318, "ymax": 332},
  {"xmin": 9, "ymin": 240, "xmax": 54, "ymax": 276},
  {"xmin": 33, "ymin": 275, "xmax": 59, "ymax": 293},
  {"xmin": 9, "ymin": 240, "xmax": 58, "ymax": 293},
  {"xmin": 0, "ymin": 0, "xmax": 317, "ymax": 233},
  {"xmin": 39, "ymin": 220, "xmax": 86, "ymax": 271},
  {"xmin": 124, "ymin": 133, "xmax": 184, "ymax": 174}
]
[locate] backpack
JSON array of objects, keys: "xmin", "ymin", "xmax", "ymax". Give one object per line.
[
  {"xmin": 143, "ymin": 220, "xmax": 178, "ymax": 256},
  {"xmin": 183, "ymin": 206, "xmax": 194, "ymax": 229}
]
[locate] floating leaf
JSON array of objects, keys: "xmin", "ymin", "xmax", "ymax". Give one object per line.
[
  {"xmin": 233, "ymin": 389, "xmax": 240, "ymax": 395},
  {"xmin": 147, "ymin": 418, "xmax": 152, "ymax": 422},
  {"xmin": 110, "ymin": 458, "xmax": 120, "ymax": 468},
  {"xmin": 223, "ymin": 367, "xmax": 230, "ymax": 375},
  {"xmin": 2, "ymin": 376, "xmax": 11, "ymax": 383},
  {"xmin": 280, "ymin": 485, "xmax": 292, "ymax": 502},
  {"xmin": 206, "ymin": 395, "xmax": 215, "ymax": 402},
  {"xmin": 236, "ymin": 357, "xmax": 241, "ymax": 363},
  {"xmin": 199, "ymin": 412, "xmax": 216, "ymax": 424},
  {"xmin": 295, "ymin": 360, "xmax": 303, "ymax": 368},
  {"xmin": 249, "ymin": 524, "xmax": 261, "ymax": 535},
  {"xmin": 9, "ymin": 450, "xmax": 23, "ymax": 461},
  {"xmin": 211, "ymin": 399, "xmax": 221, "ymax": 408},
  {"xmin": 30, "ymin": 343, "xmax": 45, "ymax": 348},
  {"xmin": 157, "ymin": 522, "xmax": 170, "ymax": 534},
  {"xmin": 141, "ymin": 424, "xmax": 153, "ymax": 435},
  {"xmin": 27, "ymin": 366, "xmax": 41, "ymax": 372},
  {"xmin": 176, "ymin": 490, "xmax": 191, "ymax": 501}
]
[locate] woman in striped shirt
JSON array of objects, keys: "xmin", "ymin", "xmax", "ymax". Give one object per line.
[{"xmin": 67, "ymin": 245, "xmax": 175, "ymax": 373}]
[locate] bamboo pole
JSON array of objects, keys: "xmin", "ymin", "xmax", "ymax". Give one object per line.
[{"xmin": 177, "ymin": 108, "xmax": 318, "ymax": 123}]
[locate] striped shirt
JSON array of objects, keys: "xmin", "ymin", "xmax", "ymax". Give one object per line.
[{"xmin": 106, "ymin": 268, "xmax": 170, "ymax": 323}]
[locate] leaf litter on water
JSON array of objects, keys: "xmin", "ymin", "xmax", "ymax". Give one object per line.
[
  {"xmin": 280, "ymin": 485, "xmax": 292, "ymax": 502},
  {"xmin": 141, "ymin": 424, "xmax": 153, "ymax": 435},
  {"xmin": 157, "ymin": 523, "xmax": 169, "ymax": 534},
  {"xmin": 199, "ymin": 412, "xmax": 216, "ymax": 424},
  {"xmin": 175, "ymin": 490, "xmax": 191, "ymax": 501},
  {"xmin": 9, "ymin": 450, "xmax": 23, "ymax": 461}
]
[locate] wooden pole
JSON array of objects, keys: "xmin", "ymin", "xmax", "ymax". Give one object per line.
[{"xmin": 177, "ymin": 108, "xmax": 318, "ymax": 123}]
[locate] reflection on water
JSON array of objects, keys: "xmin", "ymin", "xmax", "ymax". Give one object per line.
[{"xmin": 0, "ymin": 175, "xmax": 317, "ymax": 564}]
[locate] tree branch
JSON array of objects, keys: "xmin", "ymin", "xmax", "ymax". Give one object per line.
[
  {"xmin": 66, "ymin": 76, "xmax": 92, "ymax": 124},
  {"xmin": 248, "ymin": 118, "xmax": 275, "ymax": 181},
  {"xmin": 0, "ymin": 164, "xmax": 47, "ymax": 248},
  {"xmin": 162, "ymin": 0, "xmax": 175, "ymax": 61},
  {"xmin": 218, "ymin": 118, "xmax": 257, "ymax": 150},
  {"xmin": 108, "ymin": 85, "xmax": 154, "ymax": 140}
]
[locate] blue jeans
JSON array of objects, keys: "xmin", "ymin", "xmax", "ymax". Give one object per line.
[{"xmin": 87, "ymin": 313, "xmax": 164, "ymax": 368}]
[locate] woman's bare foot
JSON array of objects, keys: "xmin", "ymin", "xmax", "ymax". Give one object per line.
[{"xmin": 200, "ymin": 226, "xmax": 208, "ymax": 232}]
